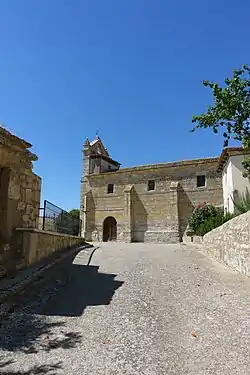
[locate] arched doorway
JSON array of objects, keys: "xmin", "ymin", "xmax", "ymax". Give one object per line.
[{"xmin": 103, "ymin": 216, "xmax": 117, "ymax": 242}]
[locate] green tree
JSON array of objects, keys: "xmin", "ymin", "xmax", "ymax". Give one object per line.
[
  {"xmin": 55, "ymin": 208, "xmax": 81, "ymax": 236},
  {"xmin": 191, "ymin": 65, "xmax": 250, "ymax": 176},
  {"xmin": 68, "ymin": 209, "xmax": 80, "ymax": 218},
  {"xmin": 68, "ymin": 209, "xmax": 81, "ymax": 235}
]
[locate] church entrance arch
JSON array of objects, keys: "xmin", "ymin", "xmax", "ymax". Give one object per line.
[{"xmin": 103, "ymin": 216, "xmax": 117, "ymax": 242}]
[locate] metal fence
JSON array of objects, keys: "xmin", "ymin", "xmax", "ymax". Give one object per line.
[{"xmin": 40, "ymin": 200, "xmax": 82, "ymax": 236}]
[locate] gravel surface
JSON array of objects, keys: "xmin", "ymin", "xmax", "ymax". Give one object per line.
[{"xmin": 0, "ymin": 242, "xmax": 249, "ymax": 374}]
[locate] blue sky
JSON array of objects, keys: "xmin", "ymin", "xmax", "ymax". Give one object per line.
[{"xmin": 0, "ymin": 0, "xmax": 249, "ymax": 210}]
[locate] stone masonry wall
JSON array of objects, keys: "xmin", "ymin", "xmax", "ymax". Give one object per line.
[
  {"xmin": 0, "ymin": 170, "xmax": 41, "ymax": 278},
  {"xmin": 201, "ymin": 212, "xmax": 250, "ymax": 277},
  {"xmin": 0, "ymin": 126, "xmax": 42, "ymax": 278},
  {"xmin": 178, "ymin": 166, "xmax": 222, "ymax": 239},
  {"xmin": 9, "ymin": 170, "xmax": 41, "ymax": 231},
  {"xmin": 82, "ymin": 158, "xmax": 223, "ymax": 243},
  {"xmin": 0, "ymin": 126, "xmax": 83, "ymax": 280},
  {"xmin": 16, "ymin": 228, "xmax": 86, "ymax": 267}
]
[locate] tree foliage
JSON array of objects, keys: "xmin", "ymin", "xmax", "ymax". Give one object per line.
[
  {"xmin": 68, "ymin": 209, "xmax": 80, "ymax": 218},
  {"xmin": 188, "ymin": 202, "xmax": 234, "ymax": 236},
  {"xmin": 191, "ymin": 65, "xmax": 250, "ymax": 176},
  {"xmin": 55, "ymin": 208, "xmax": 81, "ymax": 236}
]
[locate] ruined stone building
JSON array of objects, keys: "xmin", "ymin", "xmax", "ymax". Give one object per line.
[
  {"xmin": 0, "ymin": 125, "xmax": 85, "ymax": 278},
  {"xmin": 80, "ymin": 135, "xmax": 223, "ymax": 243},
  {"xmin": 0, "ymin": 127, "xmax": 41, "ymax": 276}
]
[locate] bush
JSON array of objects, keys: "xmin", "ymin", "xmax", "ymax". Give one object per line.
[
  {"xmin": 233, "ymin": 187, "xmax": 250, "ymax": 214},
  {"xmin": 188, "ymin": 202, "xmax": 234, "ymax": 237}
]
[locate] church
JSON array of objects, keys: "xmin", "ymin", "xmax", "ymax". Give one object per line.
[{"xmin": 80, "ymin": 135, "xmax": 223, "ymax": 243}]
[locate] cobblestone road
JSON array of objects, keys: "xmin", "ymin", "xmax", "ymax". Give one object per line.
[{"xmin": 0, "ymin": 243, "xmax": 249, "ymax": 374}]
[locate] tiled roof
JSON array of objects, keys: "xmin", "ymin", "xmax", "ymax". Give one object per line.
[{"xmin": 217, "ymin": 147, "xmax": 250, "ymax": 171}]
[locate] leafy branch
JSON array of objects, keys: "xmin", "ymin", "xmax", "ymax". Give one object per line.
[{"xmin": 191, "ymin": 65, "xmax": 250, "ymax": 176}]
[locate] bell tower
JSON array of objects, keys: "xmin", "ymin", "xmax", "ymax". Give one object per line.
[{"xmin": 80, "ymin": 135, "xmax": 121, "ymax": 239}]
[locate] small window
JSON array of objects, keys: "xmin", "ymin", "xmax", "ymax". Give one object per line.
[
  {"xmin": 107, "ymin": 183, "xmax": 114, "ymax": 194},
  {"xmin": 147, "ymin": 180, "xmax": 155, "ymax": 191},
  {"xmin": 197, "ymin": 175, "xmax": 206, "ymax": 188}
]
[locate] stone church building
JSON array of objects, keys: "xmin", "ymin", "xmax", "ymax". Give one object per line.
[{"xmin": 80, "ymin": 135, "xmax": 223, "ymax": 243}]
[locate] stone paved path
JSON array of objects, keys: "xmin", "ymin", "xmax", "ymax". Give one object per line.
[{"xmin": 0, "ymin": 243, "xmax": 249, "ymax": 374}]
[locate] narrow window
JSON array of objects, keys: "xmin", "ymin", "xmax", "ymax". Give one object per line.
[
  {"xmin": 148, "ymin": 180, "xmax": 155, "ymax": 191},
  {"xmin": 107, "ymin": 183, "xmax": 114, "ymax": 194},
  {"xmin": 197, "ymin": 175, "xmax": 206, "ymax": 188}
]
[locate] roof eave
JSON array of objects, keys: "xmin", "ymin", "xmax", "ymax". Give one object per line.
[
  {"xmin": 217, "ymin": 147, "xmax": 250, "ymax": 172},
  {"xmin": 89, "ymin": 153, "xmax": 121, "ymax": 166}
]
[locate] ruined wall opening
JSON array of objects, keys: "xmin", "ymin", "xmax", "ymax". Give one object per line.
[{"xmin": 103, "ymin": 216, "xmax": 117, "ymax": 242}]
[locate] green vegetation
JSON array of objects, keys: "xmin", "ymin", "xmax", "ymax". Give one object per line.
[
  {"xmin": 191, "ymin": 65, "xmax": 250, "ymax": 177},
  {"xmin": 233, "ymin": 188, "xmax": 250, "ymax": 214},
  {"xmin": 188, "ymin": 203, "xmax": 234, "ymax": 237},
  {"xmin": 55, "ymin": 208, "xmax": 81, "ymax": 236}
]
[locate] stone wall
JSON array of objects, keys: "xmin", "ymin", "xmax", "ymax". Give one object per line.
[
  {"xmin": 9, "ymin": 170, "xmax": 41, "ymax": 230},
  {"xmin": 201, "ymin": 212, "xmax": 250, "ymax": 277},
  {"xmin": 0, "ymin": 170, "xmax": 41, "ymax": 277},
  {"xmin": 0, "ymin": 126, "xmax": 87, "ymax": 279},
  {"xmin": 0, "ymin": 168, "xmax": 41, "ymax": 251},
  {"xmin": 182, "ymin": 234, "xmax": 204, "ymax": 245},
  {"xmin": 81, "ymin": 158, "xmax": 223, "ymax": 243},
  {"xmin": 16, "ymin": 228, "xmax": 86, "ymax": 267},
  {"xmin": 38, "ymin": 216, "xmax": 57, "ymax": 231},
  {"xmin": 0, "ymin": 127, "xmax": 42, "ymax": 277}
]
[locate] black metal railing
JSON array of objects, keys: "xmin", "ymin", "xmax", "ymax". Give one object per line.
[{"xmin": 40, "ymin": 200, "xmax": 82, "ymax": 236}]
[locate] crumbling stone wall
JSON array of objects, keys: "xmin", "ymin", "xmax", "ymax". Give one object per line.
[
  {"xmin": 0, "ymin": 127, "xmax": 41, "ymax": 277},
  {"xmin": 0, "ymin": 170, "xmax": 41, "ymax": 276},
  {"xmin": 0, "ymin": 126, "xmax": 86, "ymax": 279},
  {"xmin": 9, "ymin": 170, "xmax": 41, "ymax": 230}
]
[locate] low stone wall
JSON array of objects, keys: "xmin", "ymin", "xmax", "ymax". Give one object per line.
[
  {"xmin": 143, "ymin": 230, "xmax": 180, "ymax": 243},
  {"xmin": 202, "ymin": 212, "xmax": 250, "ymax": 276},
  {"xmin": 16, "ymin": 228, "xmax": 86, "ymax": 267},
  {"xmin": 184, "ymin": 212, "xmax": 250, "ymax": 277},
  {"xmin": 182, "ymin": 234, "xmax": 203, "ymax": 245}
]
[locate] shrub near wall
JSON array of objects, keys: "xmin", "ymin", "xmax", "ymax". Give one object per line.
[
  {"xmin": 234, "ymin": 187, "xmax": 250, "ymax": 214},
  {"xmin": 188, "ymin": 202, "xmax": 234, "ymax": 237}
]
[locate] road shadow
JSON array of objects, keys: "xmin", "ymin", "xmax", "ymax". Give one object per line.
[
  {"xmin": 32, "ymin": 264, "xmax": 124, "ymax": 317},
  {"xmin": 0, "ymin": 315, "xmax": 82, "ymax": 352},
  {"xmin": 0, "ymin": 359, "xmax": 62, "ymax": 374},
  {"xmin": 0, "ymin": 248, "xmax": 124, "ymax": 353}
]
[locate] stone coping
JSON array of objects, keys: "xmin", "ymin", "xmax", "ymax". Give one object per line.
[{"xmin": 15, "ymin": 227, "xmax": 83, "ymax": 239}]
